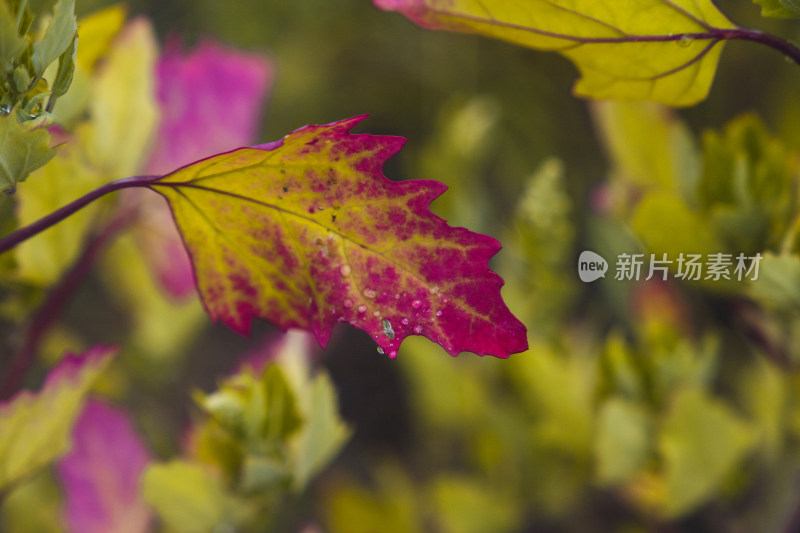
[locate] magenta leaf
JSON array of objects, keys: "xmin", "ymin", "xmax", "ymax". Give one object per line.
[{"xmin": 57, "ymin": 400, "xmax": 152, "ymax": 533}]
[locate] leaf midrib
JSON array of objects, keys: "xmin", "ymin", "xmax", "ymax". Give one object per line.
[{"xmin": 153, "ymin": 182, "xmax": 493, "ymax": 330}]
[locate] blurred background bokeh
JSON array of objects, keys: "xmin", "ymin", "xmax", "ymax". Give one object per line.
[{"xmin": 4, "ymin": 0, "xmax": 800, "ymax": 531}]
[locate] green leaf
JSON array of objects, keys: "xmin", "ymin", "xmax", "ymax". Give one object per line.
[
  {"xmin": 593, "ymin": 101, "xmax": 699, "ymax": 196},
  {"xmin": 0, "ymin": 114, "xmax": 56, "ymax": 191},
  {"xmin": 142, "ymin": 461, "xmax": 227, "ymax": 533},
  {"xmin": 698, "ymin": 114, "xmax": 796, "ymax": 253},
  {"xmin": 324, "ymin": 464, "xmax": 421, "ymax": 533},
  {"xmin": 47, "ymin": 35, "xmax": 76, "ymax": 108},
  {"xmin": 659, "ymin": 388, "xmax": 756, "ymax": 517},
  {"xmin": 429, "ymin": 475, "xmax": 520, "ymax": 533},
  {"xmin": 0, "ymin": 346, "xmax": 117, "ymax": 490},
  {"xmin": 278, "ymin": 335, "xmax": 351, "ymax": 489},
  {"xmin": 631, "ymin": 191, "xmax": 721, "ymax": 257},
  {"xmin": 500, "ymin": 158, "xmax": 576, "ymax": 335},
  {"xmin": 30, "ymin": 0, "xmax": 77, "ymax": 79},
  {"xmin": 374, "ymin": 0, "xmax": 736, "ymax": 106},
  {"xmin": 196, "ymin": 332, "xmax": 349, "ymax": 493},
  {"xmin": 594, "ymin": 398, "xmax": 652, "ymax": 485},
  {"xmin": 13, "ymin": 147, "xmax": 104, "ymax": 284},
  {"xmin": 288, "ymin": 371, "xmax": 349, "ymax": 489},
  {"xmin": 0, "ymin": 0, "xmax": 27, "ymax": 72},
  {"xmin": 747, "ymin": 252, "xmax": 800, "ymax": 312},
  {"xmin": 753, "ymin": 0, "xmax": 800, "ymax": 18},
  {"xmin": 0, "ymin": 472, "xmax": 64, "ymax": 533}
]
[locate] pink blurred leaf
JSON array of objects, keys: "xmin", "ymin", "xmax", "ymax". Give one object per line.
[
  {"xmin": 57, "ymin": 400, "xmax": 152, "ymax": 533},
  {"xmin": 146, "ymin": 39, "xmax": 273, "ymax": 174}
]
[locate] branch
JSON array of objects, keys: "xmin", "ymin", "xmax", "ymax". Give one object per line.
[
  {"xmin": 0, "ymin": 175, "xmax": 158, "ymax": 254},
  {"xmin": 714, "ymin": 28, "xmax": 800, "ymax": 67}
]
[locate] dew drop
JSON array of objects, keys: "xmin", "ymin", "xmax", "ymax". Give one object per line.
[
  {"xmin": 363, "ymin": 288, "xmax": 377, "ymax": 298},
  {"xmin": 436, "ymin": 310, "xmax": 442, "ymax": 317},
  {"xmin": 394, "ymin": 293, "xmax": 400, "ymax": 299},
  {"xmin": 401, "ymin": 318, "xmax": 409, "ymax": 325},
  {"xmin": 430, "ymin": 286, "xmax": 439, "ymax": 294},
  {"xmin": 0, "ymin": 104, "xmax": 10, "ymax": 117},
  {"xmin": 413, "ymin": 325, "xmax": 423, "ymax": 334},
  {"xmin": 339, "ymin": 264, "xmax": 351, "ymax": 276},
  {"xmin": 337, "ymin": 316, "xmax": 346, "ymax": 322},
  {"xmin": 377, "ymin": 346, "xmax": 385, "ymax": 355},
  {"xmin": 373, "ymin": 311, "xmax": 380, "ymax": 317},
  {"xmin": 677, "ymin": 35, "xmax": 694, "ymax": 48},
  {"xmin": 389, "ymin": 350, "xmax": 397, "ymax": 358},
  {"xmin": 344, "ymin": 299, "xmax": 353, "ymax": 308},
  {"xmin": 411, "ymin": 300, "xmax": 422, "ymax": 309},
  {"xmin": 358, "ymin": 305, "xmax": 367, "ymax": 314},
  {"xmin": 381, "ymin": 318, "xmax": 395, "ymax": 339}
]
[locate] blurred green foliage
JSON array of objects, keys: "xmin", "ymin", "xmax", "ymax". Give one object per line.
[{"xmin": 3, "ymin": 1, "xmax": 800, "ymax": 532}]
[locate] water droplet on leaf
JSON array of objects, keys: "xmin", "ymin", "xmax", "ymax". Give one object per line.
[
  {"xmin": 436, "ymin": 310, "xmax": 442, "ymax": 317},
  {"xmin": 401, "ymin": 318, "xmax": 409, "ymax": 325},
  {"xmin": 358, "ymin": 305, "xmax": 367, "ymax": 314},
  {"xmin": 344, "ymin": 299, "xmax": 353, "ymax": 308},
  {"xmin": 377, "ymin": 346, "xmax": 385, "ymax": 355},
  {"xmin": 413, "ymin": 325, "xmax": 423, "ymax": 334},
  {"xmin": 411, "ymin": 300, "xmax": 422, "ymax": 309},
  {"xmin": 677, "ymin": 36, "xmax": 694, "ymax": 48},
  {"xmin": 339, "ymin": 264, "xmax": 351, "ymax": 276},
  {"xmin": 0, "ymin": 104, "xmax": 10, "ymax": 117},
  {"xmin": 363, "ymin": 288, "xmax": 377, "ymax": 298}
]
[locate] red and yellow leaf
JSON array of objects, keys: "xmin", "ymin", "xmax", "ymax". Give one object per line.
[{"xmin": 148, "ymin": 116, "xmax": 527, "ymax": 357}]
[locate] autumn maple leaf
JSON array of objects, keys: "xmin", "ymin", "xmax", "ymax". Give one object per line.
[{"xmin": 147, "ymin": 116, "xmax": 528, "ymax": 357}]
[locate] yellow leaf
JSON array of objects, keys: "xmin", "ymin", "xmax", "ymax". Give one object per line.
[
  {"xmin": 659, "ymin": 388, "xmax": 756, "ymax": 516},
  {"xmin": 83, "ymin": 18, "xmax": 158, "ymax": 177},
  {"xmin": 142, "ymin": 461, "xmax": 227, "ymax": 533},
  {"xmin": 14, "ymin": 149, "xmax": 105, "ymax": 284},
  {"xmin": 0, "ymin": 346, "xmax": 116, "ymax": 490},
  {"xmin": 375, "ymin": 0, "xmax": 736, "ymax": 106},
  {"xmin": 16, "ymin": 16, "xmax": 158, "ymax": 285},
  {"xmin": 51, "ymin": 5, "xmax": 128, "ymax": 126},
  {"xmin": 75, "ymin": 5, "xmax": 127, "ymax": 71}
]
